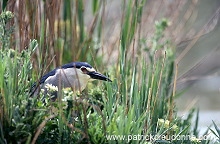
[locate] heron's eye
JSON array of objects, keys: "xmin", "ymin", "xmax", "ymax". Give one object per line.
[{"xmin": 80, "ymin": 67, "xmax": 88, "ymax": 74}]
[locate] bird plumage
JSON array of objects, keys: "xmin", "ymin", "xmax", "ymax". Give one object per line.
[{"xmin": 31, "ymin": 62, "xmax": 111, "ymax": 100}]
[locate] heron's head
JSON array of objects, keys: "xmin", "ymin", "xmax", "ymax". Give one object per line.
[{"xmin": 62, "ymin": 62, "xmax": 112, "ymax": 82}]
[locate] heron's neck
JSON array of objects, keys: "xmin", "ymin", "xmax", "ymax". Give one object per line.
[{"xmin": 58, "ymin": 68, "xmax": 90, "ymax": 91}]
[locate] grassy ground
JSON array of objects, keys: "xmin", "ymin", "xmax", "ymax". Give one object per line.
[{"xmin": 0, "ymin": 0, "xmax": 219, "ymax": 143}]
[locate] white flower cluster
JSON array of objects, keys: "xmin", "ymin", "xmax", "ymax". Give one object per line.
[
  {"xmin": 45, "ymin": 84, "xmax": 58, "ymax": 92},
  {"xmin": 62, "ymin": 96, "xmax": 72, "ymax": 102},
  {"xmin": 157, "ymin": 119, "xmax": 178, "ymax": 131},
  {"xmin": 62, "ymin": 88, "xmax": 75, "ymax": 101}
]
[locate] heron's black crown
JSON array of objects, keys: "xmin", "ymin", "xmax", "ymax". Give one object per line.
[{"xmin": 61, "ymin": 62, "xmax": 92, "ymax": 69}]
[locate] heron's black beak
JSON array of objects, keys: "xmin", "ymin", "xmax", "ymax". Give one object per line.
[{"xmin": 88, "ymin": 71, "xmax": 112, "ymax": 82}]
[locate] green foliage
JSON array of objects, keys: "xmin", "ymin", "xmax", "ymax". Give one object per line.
[
  {"xmin": 0, "ymin": 29, "xmax": 41, "ymax": 143},
  {"xmin": 0, "ymin": 11, "xmax": 14, "ymax": 50},
  {"xmin": 209, "ymin": 121, "xmax": 220, "ymax": 143},
  {"xmin": 0, "ymin": 39, "xmax": 42, "ymax": 143},
  {"xmin": 0, "ymin": 1, "xmax": 212, "ymax": 143}
]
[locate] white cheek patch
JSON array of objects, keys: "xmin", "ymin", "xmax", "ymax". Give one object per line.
[{"xmin": 86, "ymin": 67, "xmax": 96, "ymax": 72}]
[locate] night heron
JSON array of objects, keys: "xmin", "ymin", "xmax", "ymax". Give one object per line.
[{"xmin": 31, "ymin": 62, "xmax": 112, "ymax": 100}]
